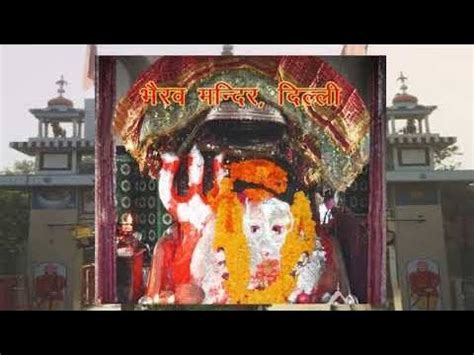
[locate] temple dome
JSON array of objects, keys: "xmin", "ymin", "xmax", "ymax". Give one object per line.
[
  {"xmin": 392, "ymin": 72, "xmax": 418, "ymax": 108},
  {"xmin": 392, "ymin": 93, "xmax": 418, "ymax": 105},
  {"xmin": 48, "ymin": 96, "xmax": 74, "ymax": 108},
  {"xmin": 47, "ymin": 75, "xmax": 73, "ymax": 108}
]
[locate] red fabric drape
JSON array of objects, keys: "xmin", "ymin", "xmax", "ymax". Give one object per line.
[
  {"xmin": 334, "ymin": 209, "xmax": 368, "ymax": 302},
  {"xmin": 367, "ymin": 57, "xmax": 387, "ymax": 305},
  {"xmin": 95, "ymin": 57, "xmax": 117, "ymax": 304}
]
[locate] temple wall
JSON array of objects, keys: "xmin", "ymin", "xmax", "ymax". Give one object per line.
[
  {"xmin": 27, "ymin": 209, "xmax": 83, "ymax": 310},
  {"xmin": 84, "ymin": 99, "xmax": 95, "ymax": 140},
  {"xmin": 393, "ymin": 203, "xmax": 452, "ymax": 309}
]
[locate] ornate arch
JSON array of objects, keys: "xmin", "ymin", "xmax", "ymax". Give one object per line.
[{"xmin": 114, "ymin": 56, "xmax": 371, "ymax": 191}]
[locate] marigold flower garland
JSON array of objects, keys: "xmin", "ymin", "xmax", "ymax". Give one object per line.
[
  {"xmin": 227, "ymin": 160, "xmax": 288, "ymax": 194},
  {"xmin": 212, "ymin": 176, "xmax": 316, "ymax": 304}
]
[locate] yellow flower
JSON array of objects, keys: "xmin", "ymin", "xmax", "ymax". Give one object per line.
[{"xmin": 213, "ymin": 185, "xmax": 316, "ymax": 304}]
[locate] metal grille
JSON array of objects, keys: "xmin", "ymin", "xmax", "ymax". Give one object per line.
[{"xmin": 115, "ymin": 147, "xmax": 173, "ymax": 259}]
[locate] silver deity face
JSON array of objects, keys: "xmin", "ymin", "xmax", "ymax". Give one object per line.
[{"xmin": 243, "ymin": 197, "xmax": 293, "ymax": 265}]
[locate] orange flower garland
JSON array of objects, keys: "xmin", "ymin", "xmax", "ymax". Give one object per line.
[
  {"xmin": 207, "ymin": 159, "xmax": 288, "ymax": 208},
  {"xmin": 212, "ymin": 181, "xmax": 316, "ymax": 304},
  {"xmin": 228, "ymin": 160, "xmax": 288, "ymax": 194}
]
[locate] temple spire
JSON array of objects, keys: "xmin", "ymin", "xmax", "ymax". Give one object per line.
[
  {"xmin": 55, "ymin": 75, "xmax": 68, "ymax": 97},
  {"xmin": 221, "ymin": 44, "xmax": 234, "ymax": 56},
  {"xmin": 397, "ymin": 72, "xmax": 408, "ymax": 94}
]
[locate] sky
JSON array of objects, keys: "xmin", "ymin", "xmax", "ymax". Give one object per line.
[{"xmin": 0, "ymin": 45, "xmax": 473, "ymax": 170}]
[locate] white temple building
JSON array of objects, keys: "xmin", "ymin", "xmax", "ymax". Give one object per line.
[
  {"xmin": 0, "ymin": 77, "xmax": 95, "ymax": 309},
  {"xmin": 386, "ymin": 73, "xmax": 474, "ymax": 310}
]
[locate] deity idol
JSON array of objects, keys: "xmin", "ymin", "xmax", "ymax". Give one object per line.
[
  {"xmin": 143, "ymin": 144, "xmax": 348, "ymax": 305},
  {"xmin": 112, "ymin": 56, "xmax": 371, "ymax": 306}
]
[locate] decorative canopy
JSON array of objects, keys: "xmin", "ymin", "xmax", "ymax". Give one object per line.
[{"xmin": 114, "ymin": 56, "xmax": 371, "ymax": 191}]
